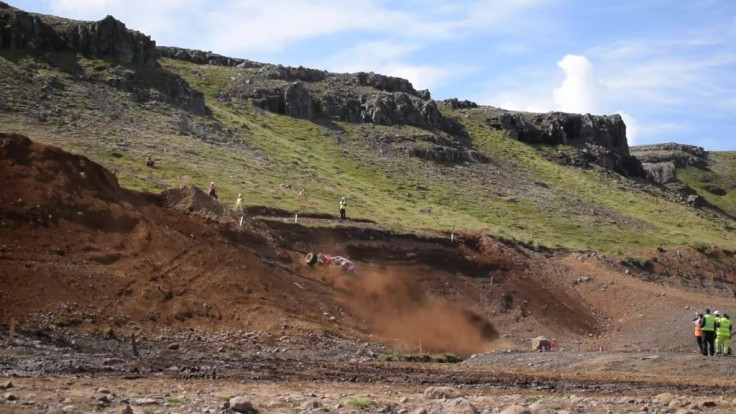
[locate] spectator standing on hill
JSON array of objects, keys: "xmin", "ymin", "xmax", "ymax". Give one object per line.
[
  {"xmin": 235, "ymin": 193, "xmax": 244, "ymax": 212},
  {"xmin": 716, "ymin": 313, "xmax": 732, "ymax": 356},
  {"xmin": 208, "ymin": 182, "xmax": 218, "ymax": 200},
  {"xmin": 339, "ymin": 196, "xmax": 347, "ymax": 221},
  {"xmin": 693, "ymin": 313, "xmax": 704, "ymax": 354},
  {"xmin": 701, "ymin": 309, "xmax": 717, "ymax": 356}
]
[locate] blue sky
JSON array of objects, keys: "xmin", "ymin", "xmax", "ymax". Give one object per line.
[{"xmin": 11, "ymin": 0, "xmax": 736, "ymax": 150}]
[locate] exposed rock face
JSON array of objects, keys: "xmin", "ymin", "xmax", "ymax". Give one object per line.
[
  {"xmin": 385, "ymin": 134, "xmax": 487, "ymax": 163},
  {"xmin": 628, "ymin": 143, "xmax": 713, "ymax": 203},
  {"xmin": 225, "ymin": 79, "xmax": 450, "ymax": 131},
  {"xmin": 630, "ymin": 143, "xmax": 707, "ymax": 186},
  {"xmin": 260, "ymin": 65, "xmax": 327, "ymax": 82},
  {"xmin": 630, "ymin": 143, "xmax": 708, "ymax": 169},
  {"xmin": 158, "ymin": 46, "xmax": 264, "ymax": 68},
  {"xmin": 354, "ymin": 72, "xmax": 417, "ymax": 95},
  {"xmin": 0, "ymin": 5, "xmax": 206, "ymax": 115},
  {"xmin": 641, "ymin": 161, "xmax": 677, "ymax": 184},
  {"xmin": 442, "ymin": 98, "xmax": 479, "ymax": 109},
  {"xmin": 485, "ymin": 109, "xmax": 643, "ymax": 176},
  {"xmin": 283, "ymin": 82, "xmax": 315, "ymax": 118},
  {"xmin": 0, "ymin": 4, "xmax": 156, "ymax": 65}
]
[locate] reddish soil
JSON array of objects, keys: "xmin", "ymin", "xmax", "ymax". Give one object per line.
[{"xmin": 2, "ymin": 132, "xmax": 736, "ymax": 405}]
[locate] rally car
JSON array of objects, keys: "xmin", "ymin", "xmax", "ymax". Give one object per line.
[{"xmin": 304, "ymin": 252, "xmax": 355, "ymax": 273}]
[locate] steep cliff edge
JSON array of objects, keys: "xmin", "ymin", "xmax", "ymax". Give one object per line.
[
  {"xmin": 0, "ymin": 2, "xmax": 156, "ymax": 65},
  {"xmin": 0, "ymin": 3, "xmax": 208, "ymax": 115}
]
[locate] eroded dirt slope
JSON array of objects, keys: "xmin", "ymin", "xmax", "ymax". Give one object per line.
[{"xmin": 2, "ymin": 132, "xmax": 736, "ymax": 357}]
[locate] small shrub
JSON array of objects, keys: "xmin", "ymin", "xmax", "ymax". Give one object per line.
[
  {"xmin": 626, "ymin": 257, "xmax": 651, "ymax": 270},
  {"xmin": 379, "ymin": 353, "xmax": 401, "ymax": 362},
  {"xmin": 345, "ymin": 397, "xmax": 373, "ymax": 409},
  {"xmin": 433, "ymin": 353, "xmax": 463, "ymax": 363},
  {"xmin": 691, "ymin": 242, "xmax": 712, "ymax": 255}
]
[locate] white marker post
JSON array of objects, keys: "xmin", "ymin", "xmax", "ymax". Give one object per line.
[{"xmin": 295, "ymin": 213, "xmax": 298, "ymax": 223}]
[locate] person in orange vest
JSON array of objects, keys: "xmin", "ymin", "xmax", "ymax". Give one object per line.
[
  {"xmin": 700, "ymin": 309, "xmax": 717, "ymax": 356},
  {"xmin": 693, "ymin": 313, "xmax": 704, "ymax": 354}
]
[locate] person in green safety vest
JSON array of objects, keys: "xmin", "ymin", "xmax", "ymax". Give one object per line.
[
  {"xmin": 716, "ymin": 313, "xmax": 732, "ymax": 356},
  {"xmin": 714, "ymin": 310, "xmax": 723, "ymax": 354},
  {"xmin": 339, "ymin": 196, "xmax": 347, "ymax": 221},
  {"xmin": 700, "ymin": 309, "xmax": 717, "ymax": 356}
]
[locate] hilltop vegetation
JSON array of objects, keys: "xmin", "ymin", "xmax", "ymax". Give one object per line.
[{"xmin": 0, "ymin": 4, "xmax": 734, "ymax": 254}]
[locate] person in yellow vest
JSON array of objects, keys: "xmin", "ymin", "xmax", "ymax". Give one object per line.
[
  {"xmin": 339, "ymin": 196, "xmax": 347, "ymax": 221},
  {"xmin": 716, "ymin": 313, "xmax": 732, "ymax": 356},
  {"xmin": 693, "ymin": 313, "xmax": 704, "ymax": 354},
  {"xmin": 235, "ymin": 194, "xmax": 244, "ymax": 212},
  {"xmin": 714, "ymin": 310, "xmax": 723, "ymax": 354},
  {"xmin": 700, "ymin": 309, "xmax": 717, "ymax": 356}
]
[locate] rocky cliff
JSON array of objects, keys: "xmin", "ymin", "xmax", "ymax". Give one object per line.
[
  {"xmin": 0, "ymin": 3, "xmax": 207, "ymax": 115},
  {"xmin": 477, "ymin": 107, "xmax": 643, "ymax": 177},
  {"xmin": 2, "ymin": 2, "xmax": 645, "ymax": 171},
  {"xmin": 0, "ymin": 2, "xmax": 156, "ymax": 65},
  {"xmin": 629, "ymin": 143, "xmax": 709, "ymax": 196}
]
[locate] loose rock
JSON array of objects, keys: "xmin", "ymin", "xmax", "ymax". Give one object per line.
[
  {"xmin": 500, "ymin": 405, "xmax": 531, "ymax": 414},
  {"xmin": 423, "ymin": 386, "xmax": 463, "ymax": 400},
  {"xmin": 229, "ymin": 396, "xmax": 257, "ymax": 413}
]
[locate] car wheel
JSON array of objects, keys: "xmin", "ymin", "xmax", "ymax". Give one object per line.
[{"xmin": 305, "ymin": 252, "xmax": 318, "ymax": 265}]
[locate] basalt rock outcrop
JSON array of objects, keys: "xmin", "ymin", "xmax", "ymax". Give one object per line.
[
  {"xmin": 629, "ymin": 143, "xmax": 711, "ymax": 199},
  {"xmin": 0, "ymin": 4, "xmax": 207, "ymax": 115},
  {"xmin": 483, "ymin": 109, "xmax": 643, "ymax": 177},
  {"xmin": 630, "ymin": 143, "xmax": 708, "ymax": 170},
  {"xmin": 442, "ymin": 99, "xmax": 479, "ymax": 110},
  {"xmin": 378, "ymin": 133, "xmax": 487, "ymax": 164},
  {"xmin": 214, "ymin": 70, "xmax": 453, "ymax": 133},
  {"xmin": 158, "ymin": 46, "xmax": 264, "ymax": 69},
  {"xmin": 629, "ymin": 143, "xmax": 707, "ymax": 185},
  {"xmin": 0, "ymin": 3, "xmax": 156, "ymax": 65}
]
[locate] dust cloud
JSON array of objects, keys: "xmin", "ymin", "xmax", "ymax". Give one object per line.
[{"xmin": 334, "ymin": 269, "xmax": 498, "ymax": 356}]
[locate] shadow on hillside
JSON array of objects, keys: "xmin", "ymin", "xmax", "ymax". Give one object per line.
[{"xmin": 4, "ymin": 50, "xmax": 209, "ymax": 117}]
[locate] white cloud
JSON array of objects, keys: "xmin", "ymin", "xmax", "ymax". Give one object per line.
[
  {"xmin": 323, "ymin": 41, "xmax": 458, "ymax": 91},
  {"xmin": 552, "ymin": 54, "xmax": 602, "ymax": 114},
  {"xmin": 48, "ymin": 0, "xmax": 204, "ymax": 45},
  {"xmin": 45, "ymin": 0, "xmax": 546, "ymax": 54},
  {"xmin": 615, "ymin": 111, "xmax": 638, "ymax": 145}
]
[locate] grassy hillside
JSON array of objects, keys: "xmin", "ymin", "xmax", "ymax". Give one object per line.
[
  {"xmin": 1, "ymin": 50, "xmax": 735, "ymax": 253},
  {"xmin": 677, "ymin": 152, "xmax": 736, "ymax": 218}
]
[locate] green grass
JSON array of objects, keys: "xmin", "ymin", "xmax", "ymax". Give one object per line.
[
  {"xmin": 166, "ymin": 397, "xmax": 184, "ymax": 406},
  {"xmin": 677, "ymin": 151, "xmax": 736, "ymax": 218},
  {"xmin": 2, "ymin": 51, "xmax": 735, "ymax": 254},
  {"xmin": 344, "ymin": 397, "xmax": 373, "ymax": 409}
]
